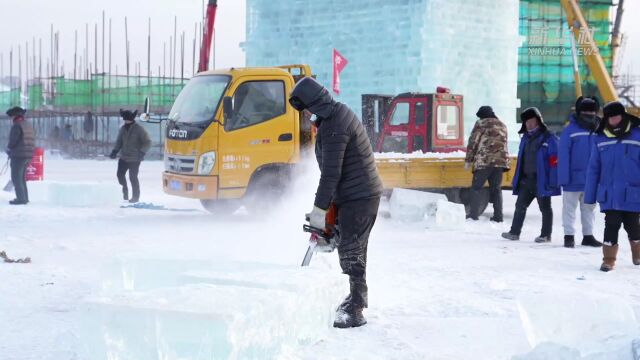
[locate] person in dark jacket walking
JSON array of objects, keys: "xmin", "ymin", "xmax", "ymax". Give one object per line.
[
  {"xmin": 584, "ymin": 101, "xmax": 640, "ymax": 271},
  {"xmin": 289, "ymin": 77, "xmax": 383, "ymax": 329},
  {"xmin": 502, "ymin": 107, "xmax": 561, "ymax": 242},
  {"xmin": 558, "ymin": 96, "xmax": 602, "ymax": 248},
  {"xmin": 109, "ymin": 109, "xmax": 151, "ymax": 203},
  {"xmin": 464, "ymin": 106, "xmax": 510, "ymax": 221},
  {"xmin": 5, "ymin": 106, "xmax": 35, "ymax": 205}
]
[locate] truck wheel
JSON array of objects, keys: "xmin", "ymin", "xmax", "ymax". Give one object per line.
[
  {"xmin": 459, "ymin": 188, "xmax": 489, "ymax": 216},
  {"xmin": 200, "ymin": 199, "xmax": 239, "ymax": 215},
  {"xmin": 243, "ymin": 171, "xmax": 287, "ymax": 216}
]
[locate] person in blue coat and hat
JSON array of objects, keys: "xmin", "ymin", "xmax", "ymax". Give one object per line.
[
  {"xmin": 584, "ymin": 101, "xmax": 640, "ymax": 271},
  {"xmin": 502, "ymin": 107, "xmax": 561, "ymax": 242},
  {"xmin": 558, "ymin": 96, "xmax": 603, "ymax": 248}
]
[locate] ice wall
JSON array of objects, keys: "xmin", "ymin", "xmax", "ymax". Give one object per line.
[{"xmin": 243, "ymin": 0, "xmax": 521, "ymax": 138}]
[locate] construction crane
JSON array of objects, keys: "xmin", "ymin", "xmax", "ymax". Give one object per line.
[
  {"xmin": 560, "ymin": 0, "xmax": 639, "ymax": 115},
  {"xmin": 198, "ymin": 0, "xmax": 218, "ymax": 73}
]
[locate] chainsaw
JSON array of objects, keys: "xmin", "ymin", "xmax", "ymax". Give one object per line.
[{"xmin": 301, "ymin": 204, "xmax": 339, "ymax": 267}]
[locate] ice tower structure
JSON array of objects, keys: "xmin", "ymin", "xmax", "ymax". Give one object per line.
[{"xmin": 243, "ymin": 0, "xmax": 522, "ymax": 137}]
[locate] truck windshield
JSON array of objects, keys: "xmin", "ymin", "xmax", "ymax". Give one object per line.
[{"xmin": 168, "ymin": 75, "xmax": 230, "ymax": 124}]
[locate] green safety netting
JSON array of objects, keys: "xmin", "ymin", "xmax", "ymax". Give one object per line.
[
  {"xmin": 0, "ymin": 88, "xmax": 21, "ymax": 111},
  {"xmin": 27, "ymin": 83, "xmax": 44, "ymax": 110},
  {"xmin": 518, "ymin": 0, "xmax": 613, "ymax": 126},
  {"xmin": 24, "ymin": 75, "xmax": 187, "ymax": 112}
]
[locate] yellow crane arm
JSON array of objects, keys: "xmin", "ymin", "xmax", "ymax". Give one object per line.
[{"xmin": 560, "ymin": 0, "xmax": 618, "ymax": 103}]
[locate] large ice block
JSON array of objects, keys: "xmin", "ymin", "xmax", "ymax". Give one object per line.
[
  {"xmin": 243, "ymin": 0, "xmax": 521, "ymax": 137},
  {"xmin": 28, "ymin": 181, "xmax": 121, "ymax": 207},
  {"xmin": 82, "ymin": 258, "xmax": 347, "ymax": 359},
  {"xmin": 389, "ymin": 188, "xmax": 447, "ymax": 222}
]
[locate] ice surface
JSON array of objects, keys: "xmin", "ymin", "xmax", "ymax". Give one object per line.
[
  {"xmin": 512, "ymin": 342, "xmax": 581, "ymax": 360},
  {"xmin": 516, "ymin": 293, "xmax": 640, "ymax": 357},
  {"xmin": 244, "ymin": 0, "xmax": 521, "ymax": 137},
  {"xmin": 28, "ymin": 181, "xmax": 121, "ymax": 207},
  {"xmin": 81, "ymin": 258, "xmax": 347, "ymax": 359},
  {"xmin": 5, "ymin": 159, "xmax": 640, "ymax": 359},
  {"xmin": 389, "ymin": 188, "xmax": 447, "ymax": 222}
]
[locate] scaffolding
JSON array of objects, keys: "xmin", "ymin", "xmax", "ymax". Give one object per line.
[
  {"xmin": 518, "ymin": 0, "xmax": 614, "ymax": 129},
  {"xmin": 0, "ymin": 74, "xmax": 187, "ymax": 159}
]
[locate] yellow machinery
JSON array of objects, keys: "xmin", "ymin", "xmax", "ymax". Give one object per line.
[
  {"xmin": 561, "ymin": 0, "xmax": 640, "ymax": 116},
  {"xmin": 161, "ymin": 65, "xmax": 314, "ymax": 212},
  {"xmin": 160, "ymin": 63, "xmax": 514, "ymax": 214}
]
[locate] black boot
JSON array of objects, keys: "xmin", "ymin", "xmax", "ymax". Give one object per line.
[
  {"xmin": 564, "ymin": 235, "xmax": 575, "ymax": 248},
  {"xmin": 122, "ymin": 189, "xmax": 129, "ymax": 201},
  {"xmin": 582, "ymin": 235, "xmax": 603, "ymax": 247},
  {"xmin": 333, "ymin": 305, "xmax": 367, "ymax": 328}
]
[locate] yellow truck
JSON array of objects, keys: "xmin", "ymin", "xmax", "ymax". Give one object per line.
[{"xmin": 157, "ymin": 64, "xmax": 515, "ymax": 214}]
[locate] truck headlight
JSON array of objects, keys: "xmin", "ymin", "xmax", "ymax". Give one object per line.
[{"xmin": 197, "ymin": 151, "xmax": 216, "ymax": 175}]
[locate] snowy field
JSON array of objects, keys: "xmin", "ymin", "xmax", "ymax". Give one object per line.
[{"xmin": 1, "ymin": 155, "xmax": 640, "ymax": 360}]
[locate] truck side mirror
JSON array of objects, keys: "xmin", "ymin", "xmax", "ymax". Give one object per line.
[{"xmin": 223, "ymin": 96, "xmax": 233, "ymax": 124}]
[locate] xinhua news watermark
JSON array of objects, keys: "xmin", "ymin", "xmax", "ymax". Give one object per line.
[{"xmin": 527, "ymin": 26, "xmax": 599, "ymax": 56}]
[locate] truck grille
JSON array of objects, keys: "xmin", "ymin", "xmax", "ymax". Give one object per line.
[{"xmin": 164, "ymin": 154, "xmax": 196, "ymax": 174}]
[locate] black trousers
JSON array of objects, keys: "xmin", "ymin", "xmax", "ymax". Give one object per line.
[
  {"xmin": 337, "ymin": 197, "xmax": 380, "ymax": 310},
  {"xmin": 10, "ymin": 157, "xmax": 31, "ymax": 202},
  {"xmin": 470, "ymin": 167, "xmax": 504, "ymax": 219},
  {"xmin": 603, "ymin": 210, "xmax": 640, "ymax": 246},
  {"xmin": 117, "ymin": 159, "xmax": 141, "ymax": 200},
  {"xmin": 509, "ymin": 176, "xmax": 553, "ymax": 237}
]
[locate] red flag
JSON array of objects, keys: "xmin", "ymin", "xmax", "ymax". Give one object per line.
[{"xmin": 332, "ymin": 49, "xmax": 348, "ymax": 95}]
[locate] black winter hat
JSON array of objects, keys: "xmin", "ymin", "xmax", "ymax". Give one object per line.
[
  {"xmin": 519, "ymin": 107, "xmax": 547, "ymax": 134},
  {"xmin": 595, "ymin": 101, "xmax": 640, "ymax": 133},
  {"xmin": 603, "ymin": 101, "xmax": 626, "ymax": 119},
  {"xmin": 476, "ymin": 106, "xmax": 496, "ymax": 119},
  {"xmin": 6, "ymin": 106, "xmax": 26, "ymax": 117},
  {"xmin": 576, "ymin": 96, "xmax": 600, "ymax": 115},
  {"xmin": 120, "ymin": 109, "xmax": 138, "ymax": 121},
  {"xmin": 289, "ymin": 77, "xmax": 334, "ymax": 119}
]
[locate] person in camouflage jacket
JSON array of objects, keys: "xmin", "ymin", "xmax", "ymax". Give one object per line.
[{"xmin": 465, "ymin": 106, "xmax": 510, "ymax": 221}]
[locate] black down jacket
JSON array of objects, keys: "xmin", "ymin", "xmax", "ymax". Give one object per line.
[
  {"xmin": 291, "ymin": 79, "xmax": 383, "ymax": 210},
  {"xmin": 7, "ymin": 120, "xmax": 35, "ymax": 159}
]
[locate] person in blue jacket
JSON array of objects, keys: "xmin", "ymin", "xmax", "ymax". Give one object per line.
[
  {"xmin": 558, "ymin": 96, "xmax": 603, "ymax": 248},
  {"xmin": 584, "ymin": 101, "xmax": 640, "ymax": 272},
  {"xmin": 502, "ymin": 107, "xmax": 561, "ymax": 242}
]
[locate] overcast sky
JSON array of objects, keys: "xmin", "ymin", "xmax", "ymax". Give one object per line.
[
  {"xmin": 0, "ymin": 0, "xmax": 246, "ymax": 79},
  {"xmin": 0, "ymin": 0, "xmax": 638, "ymax": 81}
]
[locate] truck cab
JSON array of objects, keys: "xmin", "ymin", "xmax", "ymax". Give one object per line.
[
  {"xmin": 161, "ymin": 65, "xmax": 314, "ymax": 211},
  {"xmin": 362, "ymin": 88, "xmax": 465, "ymax": 154}
]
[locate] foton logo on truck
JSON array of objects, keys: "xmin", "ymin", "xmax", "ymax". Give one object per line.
[{"xmin": 169, "ymin": 129, "xmax": 188, "ymax": 139}]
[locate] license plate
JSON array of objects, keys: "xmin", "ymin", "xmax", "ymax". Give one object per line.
[{"xmin": 170, "ymin": 180, "xmax": 181, "ymax": 190}]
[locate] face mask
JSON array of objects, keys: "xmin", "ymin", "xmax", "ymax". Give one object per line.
[
  {"xmin": 527, "ymin": 126, "xmax": 539, "ymax": 135},
  {"xmin": 579, "ymin": 114, "xmax": 598, "ymax": 126}
]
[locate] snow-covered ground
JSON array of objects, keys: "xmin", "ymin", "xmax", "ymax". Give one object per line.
[{"xmin": 0, "ymin": 156, "xmax": 639, "ymax": 360}]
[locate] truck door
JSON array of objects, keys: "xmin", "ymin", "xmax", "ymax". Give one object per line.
[
  {"xmin": 218, "ymin": 77, "xmax": 295, "ymax": 193},
  {"xmin": 378, "ymin": 98, "xmax": 428, "ymax": 153},
  {"xmin": 431, "ymin": 95, "xmax": 464, "ymax": 152}
]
